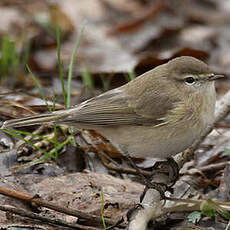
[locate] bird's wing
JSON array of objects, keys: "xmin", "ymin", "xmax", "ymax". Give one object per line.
[
  {"xmin": 58, "ymin": 88, "xmax": 173, "ymax": 127},
  {"xmin": 2, "ymin": 85, "xmax": 177, "ymax": 128}
]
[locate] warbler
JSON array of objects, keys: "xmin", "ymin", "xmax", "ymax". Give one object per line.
[{"xmin": 1, "ymin": 56, "xmax": 223, "ymax": 159}]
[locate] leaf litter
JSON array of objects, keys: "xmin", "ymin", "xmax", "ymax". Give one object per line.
[{"xmin": 0, "ymin": 0, "xmax": 230, "ymax": 229}]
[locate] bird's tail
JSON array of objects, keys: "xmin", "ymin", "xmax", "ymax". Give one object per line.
[{"xmin": 1, "ymin": 110, "xmax": 71, "ymax": 129}]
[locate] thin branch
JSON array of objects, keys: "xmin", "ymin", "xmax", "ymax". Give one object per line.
[
  {"xmin": 0, "ymin": 185, "xmax": 115, "ymax": 226},
  {"xmin": 0, "ymin": 205, "xmax": 100, "ymax": 230}
]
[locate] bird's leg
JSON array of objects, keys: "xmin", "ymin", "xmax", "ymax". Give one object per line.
[
  {"xmin": 123, "ymin": 152, "xmax": 166, "ymax": 200},
  {"xmin": 139, "ymin": 158, "xmax": 179, "ymax": 201},
  {"xmin": 149, "ymin": 157, "xmax": 179, "ymax": 187}
]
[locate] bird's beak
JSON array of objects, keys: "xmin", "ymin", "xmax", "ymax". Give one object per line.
[{"xmin": 208, "ymin": 74, "xmax": 225, "ymax": 81}]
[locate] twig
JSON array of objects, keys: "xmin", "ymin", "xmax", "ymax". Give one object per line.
[
  {"xmin": 0, "ymin": 185, "xmax": 115, "ymax": 227},
  {"xmin": 98, "ymin": 153, "xmax": 151, "ymax": 177},
  {"xmin": 225, "ymin": 220, "xmax": 230, "ymax": 230},
  {"xmin": 0, "ymin": 205, "xmax": 100, "ymax": 230},
  {"xmin": 215, "ymin": 123, "xmax": 230, "ymax": 128},
  {"xmin": 15, "ymin": 125, "xmax": 47, "ymax": 149},
  {"xmin": 181, "ymin": 161, "xmax": 230, "ymax": 176}
]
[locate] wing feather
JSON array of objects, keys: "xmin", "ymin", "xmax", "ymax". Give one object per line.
[{"xmin": 58, "ymin": 88, "xmax": 166, "ymax": 126}]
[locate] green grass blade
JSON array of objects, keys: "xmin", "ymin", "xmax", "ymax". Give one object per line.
[
  {"xmin": 101, "ymin": 191, "xmax": 107, "ymax": 230},
  {"xmin": 52, "ymin": 91, "xmax": 59, "ymax": 158},
  {"xmin": 56, "ymin": 26, "xmax": 67, "ymax": 107},
  {"xmin": 127, "ymin": 69, "xmax": 135, "ymax": 81},
  {"xmin": 20, "ymin": 25, "xmax": 31, "ymax": 70},
  {"xmin": 1, "ymin": 129, "xmax": 48, "ymax": 155},
  {"xmin": 26, "ymin": 64, "xmax": 51, "ymax": 112},
  {"xmin": 41, "ymin": 135, "xmax": 72, "ymax": 160},
  {"xmin": 67, "ymin": 25, "xmax": 85, "ymax": 108},
  {"xmin": 1, "ymin": 36, "xmax": 11, "ymax": 78},
  {"xmin": 100, "ymin": 74, "xmax": 113, "ymax": 92},
  {"xmin": 81, "ymin": 67, "xmax": 94, "ymax": 90},
  {"xmin": 1, "ymin": 129, "xmax": 55, "ymax": 144},
  {"xmin": 1, "ymin": 128, "xmax": 70, "ymax": 160},
  {"xmin": 9, "ymin": 40, "xmax": 19, "ymax": 75}
]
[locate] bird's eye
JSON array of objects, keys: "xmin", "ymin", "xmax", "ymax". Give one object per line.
[{"xmin": 184, "ymin": 77, "xmax": 196, "ymax": 85}]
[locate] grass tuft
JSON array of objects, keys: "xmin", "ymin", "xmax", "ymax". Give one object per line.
[{"xmin": 3, "ymin": 24, "xmax": 86, "ymax": 163}]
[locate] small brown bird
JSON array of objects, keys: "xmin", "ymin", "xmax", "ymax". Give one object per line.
[{"xmin": 2, "ymin": 56, "xmax": 223, "ymax": 159}]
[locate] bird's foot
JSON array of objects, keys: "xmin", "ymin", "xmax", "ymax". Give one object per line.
[
  {"xmin": 123, "ymin": 152, "xmax": 167, "ymax": 199},
  {"xmin": 140, "ymin": 182, "xmax": 167, "ymax": 202},
  {"xmin": 140, "ymin": 158, "xmax": 179, "ymax": 201},
  {"xmin": 149, "ymin": 157, "xmax": 179, "ymax": 187}
]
